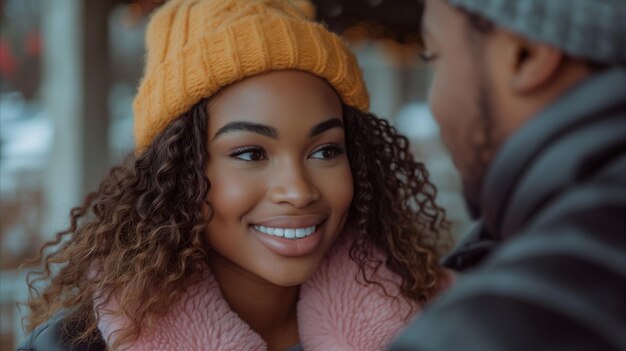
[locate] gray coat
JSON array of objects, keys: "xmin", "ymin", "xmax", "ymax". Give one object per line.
[{"xmin": 391, "ymin": 68, "xmax": 626, "ymax": 351}]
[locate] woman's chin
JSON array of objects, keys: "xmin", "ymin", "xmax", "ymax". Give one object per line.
[{"xmin": 253, "ymin": 262, "xmax": 321, "ymax": 287}]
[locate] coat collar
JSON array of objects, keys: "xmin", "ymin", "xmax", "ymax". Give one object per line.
[
  {"xmin": 481, "ymin": 68, "xmax": 626, "ymax": 238},
  {"xmin": 98, "ymin": 236, "xmax": 418, "ymax": 350}
]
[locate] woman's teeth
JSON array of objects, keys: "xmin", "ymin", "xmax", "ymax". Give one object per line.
[{"xmin": 253, "ymin": 225, "xmax": 316, "ymax": 239}]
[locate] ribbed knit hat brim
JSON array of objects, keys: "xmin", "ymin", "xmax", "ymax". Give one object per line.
[
  {"xmin": 448, "ymin": 0, "xmax": 626, "ymax": 65},
  {"xmin": 133, "ymin": 0, "xmax": 369, "ymax": 150}
]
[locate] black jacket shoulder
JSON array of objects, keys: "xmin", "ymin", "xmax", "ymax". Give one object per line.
[{"xmin": 17, "ymin": 313, "xmax": 106, "ymax": 351}]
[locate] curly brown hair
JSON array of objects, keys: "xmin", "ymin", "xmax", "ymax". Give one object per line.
[{"xmin": 24, "ymin": 101, "xmax": 450, "ymax": 349}]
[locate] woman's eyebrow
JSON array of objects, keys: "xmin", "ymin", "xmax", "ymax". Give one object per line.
[
  {"xmin": 212, "ymin": 118, "xmax": 342, "ymax": 141},
  {"xmin": 309, "ymin": 118, "xmax": 343, "ymax": 138},
  {"xmin": 212, "ymin": 121, "xmax": 279, "ymax": 140}
]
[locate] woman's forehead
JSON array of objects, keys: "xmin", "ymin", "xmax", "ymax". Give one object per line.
[{"xmin": 208, "ymin": 70, "xmax": 343, "ymax": 135}]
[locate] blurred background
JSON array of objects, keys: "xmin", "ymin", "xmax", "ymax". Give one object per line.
[{"xmin": 0, "ymin": 0, "xmax": 473, "ymax": 348}]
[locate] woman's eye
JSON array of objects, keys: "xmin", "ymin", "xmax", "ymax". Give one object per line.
[
  {"xmin": 230, "ymin": 147, "xmax": 267, "ymax": 161},
  {"xmin": 309, "ymin": 145, "xmax": 345, "ymax": 160}
]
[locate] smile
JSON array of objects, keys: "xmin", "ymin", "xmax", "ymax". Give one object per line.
[{"xmin": 252, "ymin": 225, "xmax": 317, "ymax": 239}]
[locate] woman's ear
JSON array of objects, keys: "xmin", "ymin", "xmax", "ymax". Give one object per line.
[{"xmin": 508, "ymin": 34, "xmax": 564, "ymax": 94}]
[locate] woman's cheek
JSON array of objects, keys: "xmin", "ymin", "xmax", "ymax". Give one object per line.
[
  {"xmin": 207, "ymin": 164, "xmax": 264, "ymax": 212},
  {"xmin": 316, "ymin": 161, "xmax": 353, "ymax": 215}
]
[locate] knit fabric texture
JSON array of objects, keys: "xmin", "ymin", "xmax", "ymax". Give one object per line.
[
  {"xmin": 447, "ymin": 0, "xmax": 626, "ymax": 66},
  {"xmin": 133, "ymin": 0, "xmax": 369, "ymax": 150}
]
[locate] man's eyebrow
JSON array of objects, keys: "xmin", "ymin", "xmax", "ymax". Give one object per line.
[
  {"xmin": 212, "ymin": 121, "xmax": 279, "ymax": 140},
  {"xmin": 309, "ymin": 118, "xmax": 343, "ymax": 137}
]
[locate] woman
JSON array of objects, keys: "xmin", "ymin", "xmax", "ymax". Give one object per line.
[{"xmin": 22, "ymin": 1, "xmax": 449, "ymax": 350}]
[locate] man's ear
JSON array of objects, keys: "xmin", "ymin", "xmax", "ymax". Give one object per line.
[{"xmin": 506, "ymin": 34, "xmax": 564, "ymax": 94}]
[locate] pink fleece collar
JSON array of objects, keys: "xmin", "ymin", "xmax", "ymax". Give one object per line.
[{"xmin": 98, "ymin": 238, "xmax": 419, "ymax": 350}]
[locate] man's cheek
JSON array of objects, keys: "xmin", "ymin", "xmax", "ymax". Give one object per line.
[{"xmin": 428, "ymin": 80, "xmax": 455, "ymax": 139}]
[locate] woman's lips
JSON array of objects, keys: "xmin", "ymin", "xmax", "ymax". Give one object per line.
[{"xmin": 250, "ymin": 216, "xmax": 326, "ymax": 257}]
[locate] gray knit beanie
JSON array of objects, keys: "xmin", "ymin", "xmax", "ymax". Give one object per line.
[{"xmin": 447, "ymin": 0, "xmax": 626, "ymax": 65}]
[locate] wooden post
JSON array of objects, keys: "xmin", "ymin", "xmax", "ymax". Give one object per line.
[{"xmin": 42, "ymin": 0, "xmax": 113, "ymax": 238}]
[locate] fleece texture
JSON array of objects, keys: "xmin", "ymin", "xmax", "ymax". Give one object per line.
[{"xmin": 98, "ymin": 238, "xmax": 419, "ymax": 350}]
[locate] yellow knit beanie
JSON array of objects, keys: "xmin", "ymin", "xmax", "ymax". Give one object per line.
[{"xmin": 133, "ymin": 0, "xmax": 369, "ymax": 150}]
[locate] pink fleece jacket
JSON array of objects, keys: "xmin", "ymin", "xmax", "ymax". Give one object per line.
[{"xmin": 97, "ymin": 238, "xmax": 421, "ymax": 350}]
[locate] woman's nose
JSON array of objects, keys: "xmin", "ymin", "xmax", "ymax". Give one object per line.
[{"xmin": 268, "ymin": 162, "xmax": 320, "ymax": 208}]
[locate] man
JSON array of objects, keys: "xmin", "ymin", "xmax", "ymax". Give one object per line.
[{"xmin": 390, "ymin": 0, "xmax": 626, "ymax": 350}]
